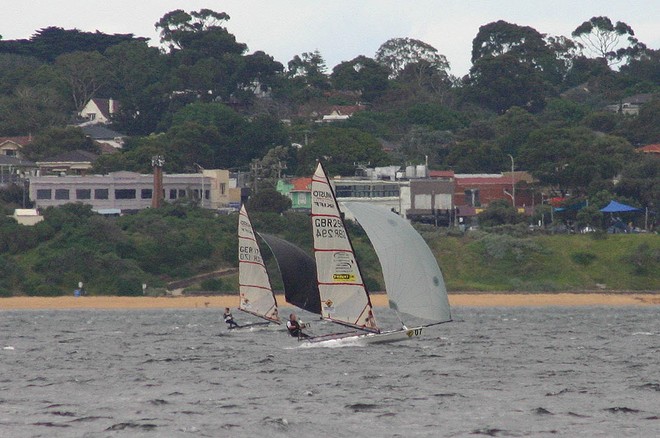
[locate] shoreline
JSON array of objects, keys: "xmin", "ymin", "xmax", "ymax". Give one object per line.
[{"xmin": 0, "ymin": 292, "xmax": 657, "ymax": 310}]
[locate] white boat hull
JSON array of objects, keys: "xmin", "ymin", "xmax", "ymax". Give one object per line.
[
  {"xmin": 305, "ymin": 326, "xmax": 426, "ymax": 345},
  {"xmin": 361, "ymin": 326, "xmax": 425, "ymax": 344}
]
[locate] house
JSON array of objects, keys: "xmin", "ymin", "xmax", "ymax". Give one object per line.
[
  {"xmin": 78, "ymin": 98, "xmax": 120, "ymax": 125},
  {"xmin": 604, "ymin": 93, "xmax": 655, "ymax": 115},
  {"xmin": 320, "ymin": 105, "xmax": 366, "ymax": 122},
  {"xmin": 0, "ymin": 155, "xmax": 37, "ymax": 184},
  {"xmin": 276, "ymin": 177, "xmax": 312, "ymax": 211},
  {"xmin": 636, "ymin": 144, "xmax": 660, "ymax": 154},
  {"xmin": 80, "ymin": 124, "xmax": 126, "ymax": 150},
  {"xmin": 36, "ymin": 150, "xmax": 99, "ymax": 176},
  {"xmin": 0, "ymin": 136, "xmax": 33, "ymax": 158}
]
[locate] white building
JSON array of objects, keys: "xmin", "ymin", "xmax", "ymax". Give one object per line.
[{"xmin": 29, "ymin": 170, "xmax": 232, "ymax": 212}]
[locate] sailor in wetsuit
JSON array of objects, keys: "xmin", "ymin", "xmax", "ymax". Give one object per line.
[
  {"xmin": 286, "ymin": 312, "xmax": 309, "ymax": 339},
  {"xmin": 224, "ymin": 307, "xmax": 240, "ymax": 329}
]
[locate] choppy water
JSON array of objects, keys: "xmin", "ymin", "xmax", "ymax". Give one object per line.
[{"xmin": 1, "ymin": 306, "xmax": 658, "ymax": 437}]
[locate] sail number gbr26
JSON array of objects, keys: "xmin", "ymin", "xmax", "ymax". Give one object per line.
[{"xmin": 314, "ymin": 217, "xmax": 346, "ymax": 239}]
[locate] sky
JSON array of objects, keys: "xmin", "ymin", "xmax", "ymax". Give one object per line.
[{"xmin": 2, "ymin": 1, "xmax": 658, "ymax": 76}]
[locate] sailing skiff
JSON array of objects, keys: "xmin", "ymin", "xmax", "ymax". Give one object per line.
[{"xmin": 308, "ymin": 162, "xmax": 451, "ymax": 344}]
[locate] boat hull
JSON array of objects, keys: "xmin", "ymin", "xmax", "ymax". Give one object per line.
[
  {"xmin": 305, "ymin": 326, "xmax": 425, "ymax": 345},
  {"xmin": 361, "ymin": 326, "xmax": 425, "ymax": 344}
]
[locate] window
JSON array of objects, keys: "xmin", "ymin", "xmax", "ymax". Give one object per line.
[
  {"xmin": 298, "ymin": 193, "xmax": 307, "ymax": 204},
  {"xmin": 465, "ymin": 189, "xmax": 480, "ymax": 207},
  {"xmin": 178, "ymin": 189, "xmax": 186, "ymax": 198},
  {"xmin": 55, "ymin": 189, "xmax": 70, "ymax": 200},
  {"xmin": 95, "ymin": 189, "xmax": 109, "ymax": 199},
  {"xmin": 115, "ymin": 189, "xmax": 136, "ymax": 199},
  {"xmin": 141, "ymin": 189, "xmax": 152, "ymax": 199},
  {"xmin": 76, "ymin": 189, "xmax": 91, "ymax": 200},
  {"xmin": 220, "ymin": 183, "xmax": 226, "ymax": 195},
  {"xmin": 5, "ymin": 150, "xmax": 16, "ymax": 157},
  {"xmin": 169, "ymin": 189, "xmax": 177, "ymax": 199},
  {"xmin": 37, "ymin": 189, "xmax": 52, "ymax": 200}
]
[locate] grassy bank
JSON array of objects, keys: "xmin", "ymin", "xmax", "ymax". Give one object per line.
[
  {"xmin": 185, "ymin": 231, "xmax": 658, "ymax": 295},
  {"xmin": 430, "ymin": 232, "xmax": 658, "ymax": 292}
]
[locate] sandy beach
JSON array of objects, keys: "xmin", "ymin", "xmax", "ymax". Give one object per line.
[{"xmin": 0, "ymin": 293, "xmax": 658, "ymax": 310}]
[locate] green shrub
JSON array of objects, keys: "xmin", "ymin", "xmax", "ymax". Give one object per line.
[
  {"xmin": 626, "ymin": 243, "xmax": 660, "ymax": 276},
  {"xmin": 200, "ymin": 278, "xmax": 223, "ymax": 291},
  {"xmin": 571, "ymin": 251, "xmax": 597, "ymax": 266}
]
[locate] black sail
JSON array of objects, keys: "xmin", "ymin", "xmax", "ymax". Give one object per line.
[{"xmin": 258, "ymin": 233, "xmax": 322, "ymax": 315}]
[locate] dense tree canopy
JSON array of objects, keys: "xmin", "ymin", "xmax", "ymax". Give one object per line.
[{"xmin": 0, "ymin": 10, "xmax": 655, "ymax": 215}]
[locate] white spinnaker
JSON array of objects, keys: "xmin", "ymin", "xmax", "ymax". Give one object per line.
[
  {"xmin": 343, "ymin": 202, "xmax": 451, "ymax": 323},
  {"xmin": 311, "ymin": 163, "xmax": 376, "ymax": 330},
  {"xmin": 238, "ymin": 205, "xmax": 279, "ymax": 322}
]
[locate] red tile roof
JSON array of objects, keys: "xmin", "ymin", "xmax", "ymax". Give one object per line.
[
  {"xmin": 291, "ymin": 177, "xmax": 312, "ymax": 191},
  {"xmin": 637, "ymin": 144, "xmax": 660, "ymax": 154},
  {"xmin": 0, "ymin": 136, "xmax": 33, "ymax": 146}
]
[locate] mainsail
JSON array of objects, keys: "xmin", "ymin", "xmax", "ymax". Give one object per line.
[
  {"xmin": 258, "ymin": 233, "xmax": 321, "ymax": 315},
  {"xmin": 343, "ymin": 202, "xmax": 451, "ymax": 324},
  {"xmin": 310, "ymin": 162, "xmax": 378, "ymax": 332},
  {"xmin": 237, "ymin": 205, "xmax": 279, "ymax": 323}
]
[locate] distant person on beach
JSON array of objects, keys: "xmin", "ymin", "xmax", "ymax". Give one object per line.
[
  {"xmin": 286, "ymin": 312, "xmax": 309, "ymax": 339},
  {"xmin": 224, "ymin": 307, "xmax": 239, "ymax": 329}
]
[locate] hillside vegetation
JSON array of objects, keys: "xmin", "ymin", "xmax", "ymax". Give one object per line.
[{"xmin": 1, "ymin": 205, "xmax": 656, "ymax": 297}]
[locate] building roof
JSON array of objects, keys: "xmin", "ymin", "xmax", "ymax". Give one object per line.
[
  {"xmin": 428, "ymin": 170, "xmax": 455, "ymax": 178},
  {"xmin": 0, "ymin": 136, "xmax": 33, "ymax": 146},
  {"xmin": 455, "ymin": 172, "xmax": 532, "ymax": 186},
  {"xmin": 81, "ymin": 124, "xmax": 125, "ymax": 140},
  {"xmin": 637, "ymin": 144, "xmax": 660, "ymax": 154},
  {"xmin": 39, "ymin": 150, "xmax": 99, "ymax": 164},
  {"xmin": 89, "ymin": 98, "xmax": 119, "ymax": 120},
  {"xmin": 291, "ymin": 177, "xmax": 312, "ymax": 192},
  {"xmin": 0, "ymin": 155, "xmax": 36, "ymax": 166}
]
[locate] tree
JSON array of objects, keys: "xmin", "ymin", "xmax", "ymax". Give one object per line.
[
  {"xmin": 297, "ymin": 126, "xmax": 389, "ymax": 176},
  {"xmin": 21, "ymin": 126, "xmax": 98, "ymax": 161},
  {"xmin": 619, "ymin": 98, "xmax": 660, "ymax": 146},
  {"xmin": 397, "ymin": 125, "xmax": 454, "ymax": 166},
  {"xmin": 466, "ymin": 53, "xmax": 550, "ymax": 113},
  {"xmin": 55, "ymin": 51, "xmax": 111, "ymax": 111},
  {"xmin": 494, "ymin": 106, "xmax": 540, "ymax": 156},
  {"xmin": 614, "ymin": 155, "xmax": 659, "ymax": 209},
  {"xmin": 330, "ymin": 56, "xmax": 390, "ymax": 102},
  {"xmin": 286, "ymin": 50, "xmax": 330, "ymax": 94},
  {"xmin": 519, "ymin": 127, "xmax": 633, "ymax": 196},
  {"xmin": 0, "ymin": 27, "xmax": 141, "ymax": 62},
  {"xmin": 104, "ymin": 41, "xmax": 168, "ymax": 135},
  {"xmin": 446, "ymin": 139, "xmax": 503, "ymax": 173},
  {"xmin": 246, "ymin": 188, "xmax": 291, "ymax": 214},
  {"xmin": 155, "ymin": 9, "xmax": 232, "ymax": 52},
  {"xmin": 471, "ymin": 20, "xmax": 568, "ymax": 85},
  {"xmin": 572, "ymin": 16, "xmax": 647, "ymax": 66},
  {"xmin": 478, "ymin": 199, "xmax": 524, "ymax": 226},
  {"xmin": 375, "ymin": 38, "xmax": 450, "ymax": 80}
]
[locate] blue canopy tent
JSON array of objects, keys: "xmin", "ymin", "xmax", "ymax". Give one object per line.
[{"xmin": 600, "ymin": 200, "xmax": 640, "ymax": 213}]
